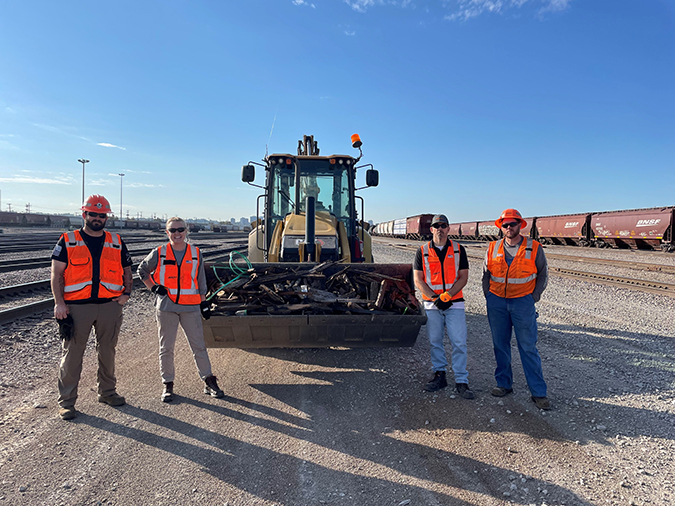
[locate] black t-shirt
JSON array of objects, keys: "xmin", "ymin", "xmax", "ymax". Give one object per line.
[
  {"xmin": 413, "ymin": 241, "xmax": 469, "ymax": 272},
  {"xmin": 52, "ymin": 229, "xmax": 133, "ymax": 304},
  {"xmin": 414, "ymin": 241, "xmax": 469, "ymax": 301}
]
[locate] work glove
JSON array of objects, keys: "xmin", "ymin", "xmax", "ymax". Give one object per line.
[
  {"xmin": 200, "ymin": 301, "xmax": 212, "ymax": 320},
  {"xmin": 57, "ymin": 314, "xmax": 74, "ymax": 341},
  {"xmin": 433, "ymin": 295, "xmax": 453, "ymax": 311},
  {"xmin": 151, "ymin": 284, "xmax": 168, "ymax": 296}
]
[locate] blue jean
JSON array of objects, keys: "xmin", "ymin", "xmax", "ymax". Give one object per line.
[
  {"xmin": 486, "ymin": 292, "xmax": 547, "ymax": 397},
  {"xmin": 425, "ymin": 307, "xmax": 468, "ymax": 384}
]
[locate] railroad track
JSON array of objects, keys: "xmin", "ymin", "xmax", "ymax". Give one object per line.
[
  {"xmin": 385, "ymin": 241, "xmax": 675, "ymax": 298},
  {"xmin": 0, "ymin": 242, "xmax": 249, "ymax": 273},
  {"xmin": 0, "ymin": 242, "xmax": 249, "ymax": 324}
]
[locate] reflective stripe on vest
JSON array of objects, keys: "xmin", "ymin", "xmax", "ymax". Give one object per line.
[
  {"xmin": 152, "ymin": 243, "xmax": 201, "ymax": 305},
  {"xmin": 421, "ymin": 240, "xmax": 463, "ymax": 301},
  {"xmin": 63, "ymin": 230, "xmax": 124, "ymax": 300},
  {"xmin": 487, "ymin": 238, "xmax": 538, "ymax": 298}
]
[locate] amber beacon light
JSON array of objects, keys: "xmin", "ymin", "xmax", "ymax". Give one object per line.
[{"xmin": 351, "ymin": 134, "xmax": 362, "ymax": 148}]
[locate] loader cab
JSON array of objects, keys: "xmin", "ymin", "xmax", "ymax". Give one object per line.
[
  {"xmin": 243, "ymin": 135, "xmax": 378, "ymax": 262},
  {"xmin": 264, "ymin": 155, "xmax": 358, "ymax": 255},
  {"xmin": 266, "ymin": 156, "xmax": 355, "ymax": 225}
]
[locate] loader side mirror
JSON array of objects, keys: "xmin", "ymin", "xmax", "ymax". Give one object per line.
[
  {"xmin": 242, "ymin": 165, "xmax": 255, "ymax": 183},
  {"xmin": 366, "ymin": 169, "xmax": 379, "ymax": 187}
]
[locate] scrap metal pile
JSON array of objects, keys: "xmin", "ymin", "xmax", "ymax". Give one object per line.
[{"xmin": 207, "ymin": 261, "xmax": 421, "ymax": 316}]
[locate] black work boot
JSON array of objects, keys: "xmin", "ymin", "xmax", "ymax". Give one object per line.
[
  {"xmin": 455, "ymin": 383, "xmax": 475, "ymax": 399},
  {"xmin": 204, "ymin": 375, "xmax": 224, "ymax": 398},
  {"xmin": 161, "ymin": 382, "xmax": 174, "ymax": 403},
  {"xmin": 424, "ymin": 371, "xmax": 448, "ymax": 392}
]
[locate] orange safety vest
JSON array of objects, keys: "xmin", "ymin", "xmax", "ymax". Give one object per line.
[
  {"xmin": 151, "ymin": 243, "xmax": 201, "ymax": 305},
  {"xmin": 63, "ymin": 230, "xmax": 125, "ymax": 301},
  {"xmin": 487, "ymin": 237, "xmax": 539, "ymax": 298},
  {"xmin": 420, "ymin": 240, "xmax": 464, "ymax": 301}
]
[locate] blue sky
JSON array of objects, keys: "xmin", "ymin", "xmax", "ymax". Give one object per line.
[{"xmin": 0, "ymin": 0, "xmax": 673, "ymax": 223}]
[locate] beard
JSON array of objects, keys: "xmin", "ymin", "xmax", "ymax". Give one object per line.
[{"xmin": 86, "ymin": 219, "xmax": 106, "ymax": 232}]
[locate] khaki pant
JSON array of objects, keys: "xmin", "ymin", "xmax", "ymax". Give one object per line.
[
  {"xmin": 58, "ymin": 301, "xmax": 124, "ymax": 408},
  {"xmin": 156, "ymin": 308, "xmax": 212, "ymax": 383}
]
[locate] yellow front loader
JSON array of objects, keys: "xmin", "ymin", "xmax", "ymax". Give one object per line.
[{"xmin": 203, "ymin": 135, "xmax": 426, "ymax": 348}]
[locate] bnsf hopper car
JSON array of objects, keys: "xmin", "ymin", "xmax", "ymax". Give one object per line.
[
  {"xmin": 535, "ymin": 213, "xmax": 592, "ymax": 246},
  {"xmin": 375, "ymin": 206, "xmax": 675, "ymax": 251},
  {"xmin": 477, "ymin": 221, "xmax": 501, "ymax": 241},
  {"xmin": 406, "ymin": 214, "xmax": 433, "ymax": 240},
  {"xmin": 446, "ymin": 222, "xmax": 461, "ymax": 238},
  {"xmin": 591, "ymin": 207, "xmax": 674, "ymax": 251},
  {"xmin": 459, "ymin": 222, "xmax": 478, "ymax": 240},
  {"xmin": 520, "ymin": 218, "xmax": 534, "ymax": 239}
]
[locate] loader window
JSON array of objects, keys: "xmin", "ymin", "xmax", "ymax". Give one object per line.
[
  {"xmin": 298, "ymin": 167, "xmax": 350, "ymax": 223},
  {"xmin": 270, "ymin": 168, "xmax": 294, "ymax": 221}
]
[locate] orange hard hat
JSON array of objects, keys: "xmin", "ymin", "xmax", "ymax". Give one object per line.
[
  {"xmin": 82, "ymin": 194, "xmax": 112, "ymax": 213},
  {"xmin": 495, "ymin": 208, "xmax": 527, "ymax": 228}
]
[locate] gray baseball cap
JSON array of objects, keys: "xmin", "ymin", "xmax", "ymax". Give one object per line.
[{"xmin": 431, "ymin": 214, "xmax": 449, "ymax": 226}]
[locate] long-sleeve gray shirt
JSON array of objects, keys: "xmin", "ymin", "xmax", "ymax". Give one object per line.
[
  {"xmin": 482, "ymin": 238, "xmax": 548, "ymax": 302},
  {"xmin": 137, "ymin": 245, "xmax": 207, "ymax": 312}
]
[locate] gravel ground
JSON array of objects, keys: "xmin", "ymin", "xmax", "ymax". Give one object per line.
[{"xmin": 0, "ymin": 235, "xmax": 674, "ymax": 505}]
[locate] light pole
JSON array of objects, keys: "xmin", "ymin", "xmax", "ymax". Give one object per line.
[
  {"xmin": 78, "ymin": 159, "xmax": 89, "ymax": 204},
  {"xmin": 118, "ymin": 173, "xmax": 125, "ymax": 220}
]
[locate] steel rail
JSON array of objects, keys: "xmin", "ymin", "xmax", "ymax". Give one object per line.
[
  {"xmin": 387, "ymin": 240, "xmax": 675, "ymax": 276},
  {"xmin": 0, "ymin": 280, "xmax": 51, "ymax": 298},
  {"xmin": 384, "ymin": 241, "xmax": 675, "ymax": 298},
  {"xmin": 0, "ymin": 299, "xmax": 55, "ymax": 324},
  {"xmin": 550, "ymin": 268, "xmax": 675, "ymax": 298},
  {"xmin": 0, "ymin": 242, "xmax": 248, "ymax": 324},
  {"xmin": 0, "ymin": 242, "xmax": 247, "ymax": 273}
]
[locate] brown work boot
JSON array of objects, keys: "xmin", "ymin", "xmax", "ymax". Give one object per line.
[
  {"xmin": 161, "ymin": 382, "xmax": 174, "ymax": 403},
  {"xmin": 204, "ymin": 376, "xmax": 224, "ymax": 398},
  {"xmin": 59, "ymin": 406, "xmax": 77, "ymax": 420},
  {"xmin": 531, "ymin": 396, "xmax": 551, "ymax": 410},
  {"xmin": 491, "ymin": 386, "xmax": 514, "ymax": 397},
  {"xmin": 98, "ymin": 393, "xmax": 126, "ymax": 406}
]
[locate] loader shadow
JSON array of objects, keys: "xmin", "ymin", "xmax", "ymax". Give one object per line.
[
  {"xmin": 248, "ymin": 345, "xmax": 416, "ymax": 369},
  {"xmin": 81, "ymin": 398, "xmax": 593, "ymax": 506},
  {"xmin": 244, "ymin": 310, "xmax": 675, "ymax": 447}
]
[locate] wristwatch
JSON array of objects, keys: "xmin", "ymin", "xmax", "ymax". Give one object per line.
[{"xmin": 123, "ymin": 292, "xmax": 131, "ymax": 296}]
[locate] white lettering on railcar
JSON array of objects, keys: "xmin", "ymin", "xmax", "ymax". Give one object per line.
[
  {"xmin": 636, "ymin": 219, "xmax": 661, "ymax": 227},
  {"xmin": 564, "ymin": 222, "xmax": 579, "ymax": 228}
]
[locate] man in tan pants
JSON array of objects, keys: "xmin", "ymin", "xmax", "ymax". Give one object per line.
[{"xmin": 51, "ymin": 195, "xmax": 133, "ymax": 420}]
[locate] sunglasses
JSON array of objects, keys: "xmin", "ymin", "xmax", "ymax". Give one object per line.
[
  {"xmin": 87, "ymin": 212, "xmax": 107, "ymax": 218},
  {"xmin": 168, "ymin": 227, "xmax": 186, "ymax": 233},
  {"xmin": 501, "ymin": 222, "xmax": 520, "ymax": 228},
  {"xmin": 431, "ymin": 223, "xmax": 448, "ymax": 229}
]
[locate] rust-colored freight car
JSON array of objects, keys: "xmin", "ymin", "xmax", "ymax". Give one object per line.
[
  {"xmin": 521, "ymin": 217, "xmax": 535, "ymax": 239},
  {"xmin": 459, "ymin": 222, "xmax": 478, "ymax": 239},
  {"xmin": 406, "ymin": 214, "xmax": 433, "ymax": 240},
  {"xmin": 446, "ymin": 223, "xmax": 461, "ymax": 237},
  {"xmin": 591, "ymin": 207, "xmax": 675, "ymax": 251},
  {"xmin": 535, "ymin": 213, "xmax": 592, "ymax": 246},
  {"xmin": 478, "ymin": 221, "xmax": 501, "ymax": 241}
]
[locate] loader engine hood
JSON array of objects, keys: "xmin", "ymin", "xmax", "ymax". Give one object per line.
[{"xmin": 281, "ymin": 212, "xmax": 339, "ymax": 262}]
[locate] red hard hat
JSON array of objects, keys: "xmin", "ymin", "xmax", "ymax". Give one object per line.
[
  {"xmin": 495, "ymin": 208, "xmax": 526, "ymax": 228},
  {"xmin": 82, "ymin": 194, "xmax": 112, "ymax": 213}
]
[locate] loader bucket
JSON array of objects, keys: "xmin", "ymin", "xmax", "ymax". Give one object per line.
[{"xmin": 202, "ymin": 262, "xmax": 426, "ymax": 348}]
